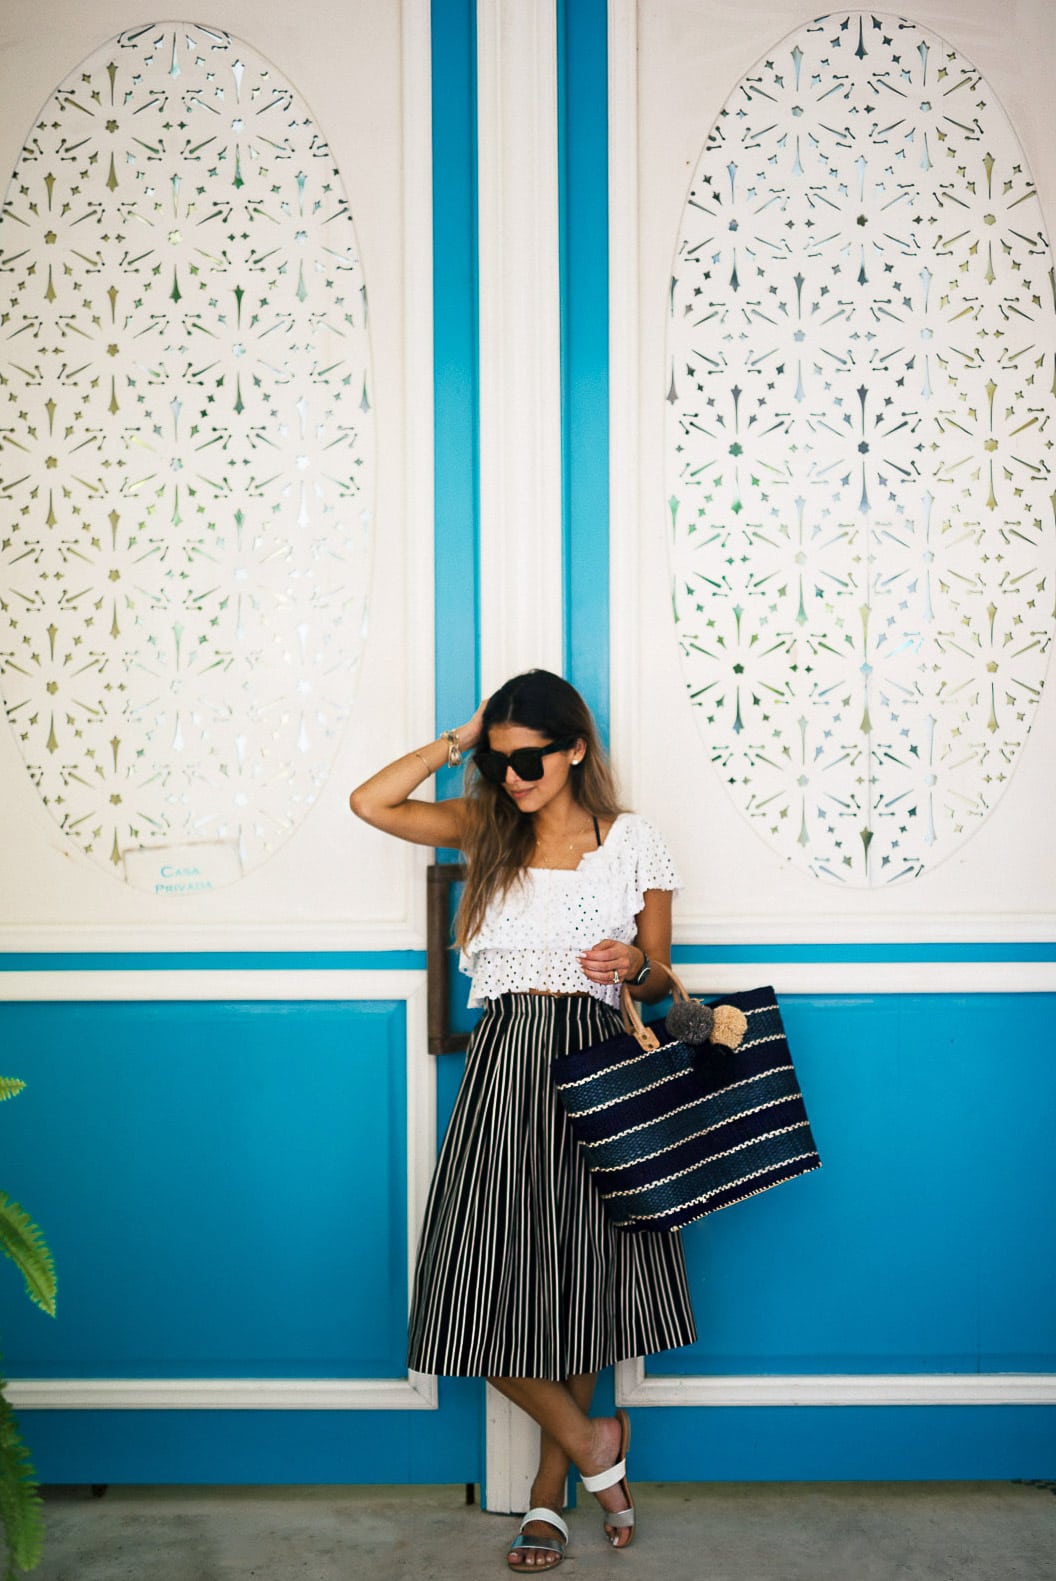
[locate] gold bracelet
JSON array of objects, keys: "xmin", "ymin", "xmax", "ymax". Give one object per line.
[
  {"xmin": 412, "ymin": 750, "xmax": 433, "ymax": 775},
  {"xmin": 441, "ymin": 729, "xmax": 463, "ymax": 768}
]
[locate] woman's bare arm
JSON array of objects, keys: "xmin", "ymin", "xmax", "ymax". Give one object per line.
[
  {"xmin": 578, "ymin": 888, "xmax": 673, "ymax": 1004},
  {"xmin": 630, "ymin": 888, "xmax": 674, "ymax": 1003},
  {"xmin": 348, "ymin": 702, "xmax": 486, "ymax": 850}
]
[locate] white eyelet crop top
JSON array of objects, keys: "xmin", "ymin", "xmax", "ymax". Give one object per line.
[{"xmin": 459, "ymin": 813, "xmax": 681, "ymax": 1008}]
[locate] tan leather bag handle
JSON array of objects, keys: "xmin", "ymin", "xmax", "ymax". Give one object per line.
[
  {"xmin": 618, "ymin": 965, "xmax": 690, "ymax": 1052},
  {"xmin": 619, "ymin": 969, "xmax": 748, "ymax": 1054}
]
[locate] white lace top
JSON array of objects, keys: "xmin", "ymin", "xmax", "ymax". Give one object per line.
[{"xmin": 460, "ymin": 813, "xmax": 680, "ymax": 1008}]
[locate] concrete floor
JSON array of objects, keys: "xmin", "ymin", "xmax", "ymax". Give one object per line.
[{"xmin": 32, "ymin": 1481, "xmax": 1056, "ymax": 1581}]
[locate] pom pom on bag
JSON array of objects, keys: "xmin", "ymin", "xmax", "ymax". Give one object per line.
[
  {"xmin": 711, "ymin": 1002, "xmax": 748, "ymax": 1049},
  {"xmin": 552, "ymin": 976, "xmax": 820, "ymax": 1232},
  {"xmin": 664, "ymin": 997, "xmax": 715, "ymax": 1046}
]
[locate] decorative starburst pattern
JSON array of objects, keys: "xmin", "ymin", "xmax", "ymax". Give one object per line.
[
  {"xmin": 666, "ymin": 12, "xmax": 1055, "ymax": 884},
  {"xmin": 0, "ymin": 23, "xmax": 373, "ymax": 885}
]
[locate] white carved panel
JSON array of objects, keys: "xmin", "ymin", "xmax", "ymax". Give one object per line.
[
  {"xmin": 665, "ymin": 13, "xmax": 1056, "ymax": 886},
  {"xmin": 0, "ymin": 0, "xmax": 433, "ymax": 947},
  {"xmin": 612, "ymin": 0, "xmax": 1056, "ymax": 941},
  {"xmin": 0, "ymin": 23, "xmax": 373, "ymax": 888}
]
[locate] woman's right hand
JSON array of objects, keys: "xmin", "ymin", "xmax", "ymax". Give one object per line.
[{"xmin": 456, "ymin": 697, "xmax": 488, "ymax": 753}]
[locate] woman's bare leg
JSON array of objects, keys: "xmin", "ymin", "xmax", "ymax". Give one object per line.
[
  {"xmin": 532, "ymin": 1371, "xmax": 595, "ymax": 1513},
  {"xmin": 490, "ymin": 1375, "xmax": 633, "ymax": 1566}
]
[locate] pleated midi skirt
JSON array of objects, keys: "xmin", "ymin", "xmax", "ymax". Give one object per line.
[{"xmin": 407, "ymin": 993, "xmax": 697, "ymax": 1379}]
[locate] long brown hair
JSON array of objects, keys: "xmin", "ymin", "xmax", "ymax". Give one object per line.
[{"xmin": 455, "ymin": 670, "xmax": 625, "ymax": 949}]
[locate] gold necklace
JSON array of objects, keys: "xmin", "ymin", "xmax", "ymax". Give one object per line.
[{"xmin": 532, "ymin": 820, "xmax": 595, "ymax": 869}]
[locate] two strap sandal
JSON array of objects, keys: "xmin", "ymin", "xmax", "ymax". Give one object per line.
[
  {"xmin": 506, "ymin": 1410, "xmax": 635, "ymax": 1570},
  {"xmin": 506, "ymin": 1508, "xmax": 569, "ymax": 1569}
]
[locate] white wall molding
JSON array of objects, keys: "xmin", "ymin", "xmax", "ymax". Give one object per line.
[
  {"xmin": 5, "ymin": 970, "xmax": 438, "ymax": 1414},
  {"xmin": 673, "ymin": 962, "xmax": 1056, "ymax": 997},
  {"xmin": 0, "ymin": 969, "xmax": 425, "ymax": 1004},
  {"xmin": 5, "ymin": 959, "xmax": 1048, "ymax": 1004},
  {"xmin": 0, "ymin": 917, "xmax": 429, "ymax": 955},
  {"xmin": 6, "ymin": 1376, "xmax": 437, "ymax": 1412},
  {"xmin": 674, "ymin": 916, "xmax": 1056, "ymax": 951},
  {"xmin": 476, "ymin": 0, "xmax": 564, "ymax": 684},
  {"xmin": 484, "ymin": 1385, "xmax": 542, "ymax": 1515},
  {"xmin": 476, "ymin": 0, "xmax": 563, "ymax": 1507},
  {"xmin": 615, "ymin": 1357, "xmax": 1056, "ymax": 1408}
]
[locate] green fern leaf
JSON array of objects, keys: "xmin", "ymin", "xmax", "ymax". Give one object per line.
[
  {"xmin": 0, "ymin": 1083, "xmax": 24, "ymax": 1106},
  {"xmin": 0, "ymin": 1383, "xmax": 44, "ymax": 1579},
  {"xmin": 0, "ymin": 1198, "xmax": 55, "ymax": 1320}
]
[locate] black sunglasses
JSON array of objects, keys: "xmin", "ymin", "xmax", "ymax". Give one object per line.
[{"xmin": 475, "ymin": 736, "xmax": 578, "ymax": 785}]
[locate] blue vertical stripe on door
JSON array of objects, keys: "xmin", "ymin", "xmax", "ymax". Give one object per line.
[
  {"xmin": 428, "ymin": 0, "xmax": 485, "ymax": 1461},
  {"xmin": 433, "ymin": 0, "xmax": 481, "ymax": 804},
  {"xmin": 558, "ymin": 0, "xmax": 610, "ymax": 734}
]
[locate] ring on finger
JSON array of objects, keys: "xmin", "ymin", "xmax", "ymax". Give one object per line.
[{"xmin": 611, "ymin": 969, "xmax": 621, "ymax": 985}]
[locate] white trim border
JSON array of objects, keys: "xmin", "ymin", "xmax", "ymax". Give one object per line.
[
  {"xmin": 674, "ymin": 962, "xmax": 1056, "ymax": 996},
  {"xmin": 0, "ymin": 920, "xmax": 427, "ymax": 954},
  {"xmin": 6, "ymin": 1376, "xmax": 437, "ymax": 1412},
  {"xmin": 674, "ymin": 917, "xmax": 1056, "ymax": 949},
  {"xmin": 615, "ymin": 1357, "xmax": 1056, "ymax": 1408},
  {"xmin": 476, "ymin": 0, "xmax": 564, "ymax": 684},
  {"xmin": 476, "ymin": 0, "xmax": 563, "ymax": 1507},
  {"xmin": 4, "ymin": 960, "xmax": 1048, "ymax": 1003},
  {"xmin": 0, "ymin": 970, "xmax": 426, "ymax": 1003},
  {"xmin": 4, "ymin": 968, "xmax": 438, "ymax": 1413}
]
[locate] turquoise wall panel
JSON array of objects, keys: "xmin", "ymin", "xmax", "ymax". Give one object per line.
[
  {"xmin": 0, "ymin": 1002, "xmax": 409, "ymax": 1380},
  {"xmin": 18, "ymin": 1381, "xmax": 483, "ymax": 1486},
  {"xmin": 647, "ymin": 994, "xmax": 1056, "ymax": 1380},
  {"xmin": 1, "ymin": 998, "xmax": 487, "ymax": 1483},
  {"xmin": 626, "ymin": 1404, "xmax": 1055, "ymax": 1482}
]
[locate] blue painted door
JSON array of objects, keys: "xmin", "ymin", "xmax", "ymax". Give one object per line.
[
  {"xmin": 559, "ymin": 0, "xmax": 1056, "ymax": 1480},
  {"xmin": 1, "ymin": 1001, "xmax": 481, "ymax": 1483},
  {"xmin": 0, "ymin": 0, "xmax": 485, "ymax": 1486}
]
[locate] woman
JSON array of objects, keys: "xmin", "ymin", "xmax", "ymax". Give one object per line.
[{"xmin": 350, "ymin": 670, "xmax": 696, "ymax": 1570}]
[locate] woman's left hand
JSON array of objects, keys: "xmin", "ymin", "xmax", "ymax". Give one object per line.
[{"xmin": 578, "ymin": 939, "xmax": 643, "ymax": 987}]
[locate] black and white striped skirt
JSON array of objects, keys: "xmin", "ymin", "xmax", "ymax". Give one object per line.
[{"xmin": 407, "ymin": 993, "xmax": 696, "ymax": 1380}]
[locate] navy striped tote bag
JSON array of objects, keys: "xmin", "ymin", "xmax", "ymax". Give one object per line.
[{"xmin": 552, "ymin": 980, "xmax": 820, "ymax": 1232}]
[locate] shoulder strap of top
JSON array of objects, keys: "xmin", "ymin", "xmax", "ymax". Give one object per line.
[{"xmin": 592, "ymin": 815, "xmax": 601, "ymax": 846}]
